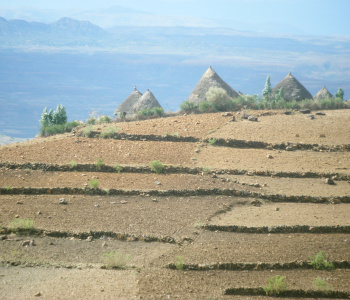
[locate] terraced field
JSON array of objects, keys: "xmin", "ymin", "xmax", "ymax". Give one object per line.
[{"xmin": 0, "ymin": 110, "xmax": 349, "ymax": 299}]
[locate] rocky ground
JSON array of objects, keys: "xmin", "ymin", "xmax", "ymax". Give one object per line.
[{"xmin": 0, "ymin": 110, "xmax": 349, "ymax": 299}]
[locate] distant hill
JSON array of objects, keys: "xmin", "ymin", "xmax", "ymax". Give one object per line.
[
  {"xmin": 0, "ymin": 134, "xmax": 29, "ymax": 145},
  {"xmin": 0, "ymin": 17, "xmax": 109, "ymax": 47}
]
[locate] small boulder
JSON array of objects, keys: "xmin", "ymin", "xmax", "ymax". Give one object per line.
[
  {"xmin": 22, "ymin": 239, "xmax": 35, "ymax": 247},
  {"xmin": 306, "ymin": 114, "xmax": 315, "ymax": 120},
  {"xmin": 59, "ymin": 198, "xmax": 67, "ymax": 205},
  {"xmin": 221, "ymin": 112, "xmax": 233, "ymax": 117},
  {"xmin": 86, "ymin": 236, "xmax": 93, "ymax": 242},
  {"xmin": 284, "ymin": 111, "xmax": 292, "ymax": 115},
  {"xmin": 325, "ymin": 178, "xmax": 336, "ymax": 185},
  {"xmin": 155, "ymin": 181, "xmax": 161, "ymax": 185},
  {"xmin": 300, "ymin": 109, "xmax": 311, "ymax": 114},
  {"xmin": 248, "ymin": 115, "xmax": 258, "ymax": 122},
  {"xmin": 315, "ymin": 112, "xmax": 326, "ymax": 116}
]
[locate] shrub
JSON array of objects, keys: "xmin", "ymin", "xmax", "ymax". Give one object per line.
[
  {"xmin": 115, "ymin": 164, "xmax": 123, "ymax": 173},
  {"xmin": 206, "ymin": 87, "xmax": 235, "ymax": 111},
  {"xmin": 82, "ymin": 126, "xmax": 93, "ymax": 137},
  {"xmin": 313, "ymin": 277, "xmax": 333, "ymax": 291},
  {"xmin": 5, "ymin": 186, "xmax": 12, "ymax": 191},
  {"xmin": 98, "ymin": 115, "xmax": 112, "ymax": 124},
  {"xmin": 180, "ymin": 101, "xmax": 197, "ymax": 114},
  {"xmin": 90, "ymin": 180, "xmax": 99, "ymax": 189},
  {"xmin": 137, "ymin": 107, "xmax": 164, "ymax": 118},
  {"xmin": 175, "ymin": 256, "xmax": 185, "ymax": 270},
  {"xmin": 203, "ymin": 167, "xmax": 211, "ymax": 174},
  {"xmin": 40, "ymin": 121, "xmax": 79, "ymax": 136},
  {"xmin": 309, "ymin": 251, "xmax": 334, "ymax": 270},
  {"xmin": 150, "ymin": 160, "xmax": 164, "ymax": 174},
  {"xmin": 69, "ymin": 160, "xmax": 77, "ymax": 168},
  {"xmin": 86, "ymin": 117, "xmax": 96, "ymax": 125},
  {"xmin": 102, "ymin": 250, "xmax": 131, "ymax": 269},
  {"xmin": 8, "ymin": 218, "xmax": 35, "ymax": 232},
  {"xmin": 172, "ymin": 132, "xmax": 179, "ymax": 137},
  {"xmin": 100, "ymin": 127, "xmax": 120, "ymax": 139},
  {"xmin": 198, "ymin": 100, "xmax": 215, "ymax": 113},
  {"xmin": 96, "ymin": 158, "xmax": 104, "ymax": 170},
  {"xmin": 208, "ymin": 138, "xmax": 216, "ymax": 146},
  {"xmin": 263, "ymin": 275, "xmax": 288, "ymax": 296}
]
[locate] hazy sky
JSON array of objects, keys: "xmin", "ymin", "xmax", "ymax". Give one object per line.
[{"xmin": 2, "ymin": 0, "xmax": 350, "ymax": 36}]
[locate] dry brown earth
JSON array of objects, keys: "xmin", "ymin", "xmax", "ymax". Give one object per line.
[{"xmin": 1, "ymin": 110, "xmax": 350, "ymax": 299}]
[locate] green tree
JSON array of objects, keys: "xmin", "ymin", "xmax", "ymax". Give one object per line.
[
  {"xmin": 262, "ymin": 75, "xmax": 272, "ymax": 98},
  {"xmin": 335, "ymin": 88, "xmax": 344, "ymax": 100},
  {"xmin": 40, "ymin": 107, "xmax": 51, "ymax": 129},
  {"xmin": 274, "ymin": 87, "xmax": 284, "ymax": 101},
  {"xmin": 52, "ymin": 104, "xmax": 67, "ymax": 125}
]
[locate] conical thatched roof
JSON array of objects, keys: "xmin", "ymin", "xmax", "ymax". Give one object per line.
[
  {"xmin": 272, "ymin": 72, "xmax": 313, "ymax": 101},
  {"xmin": 187, "ymin": 66, "xmax": 239, "ymax": 105},
  {"xmin": 314, "ymin": 86, "xmax": 333, "ymax": 100},
  {"xmin": 114, "ymin": 86, "xmax": 142, "ymax": 115},
  {"xmin": 132, "ymin": 89, "xmax": 162, "ymax": 112}
]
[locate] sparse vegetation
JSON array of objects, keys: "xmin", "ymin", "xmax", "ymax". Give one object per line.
[
  {"xmin": 115, "ymin": 164, "xmax": 123, "ymax": 173},
  {"xmin": 8, "ymin": 218, "xmax": 36, "ymax": 232},
  {"xmin": 312, "ymin": 277, "xmax": 333, "ymax": 291},
  {"xmin": 96, "ymin": 158, "xmax": 104, "ymax": 170},
  {"xmin": 102, "ymin": 250, "xmax": 131, "ymax": 269},
  {"xmin": 172, "ymin": 132, "xmax": 179, "ymax": 137},
  {"xmin": 263, "ymin": 275, "xmax": 288, "ymax": 296},
  {"xmin": 89, "ymin": 180, "xmax": 99, "ymax": 189},
  {"xmin": 309, "ymin": 251, "xmax": 334, "ymax": 270},
  {"xmin": 175, "ymin": 256, "xmax": 185, "ymax": 270},
  {"xmin": 150, "ymin": 160, "xmax": 164, "ymax": 174},
  {"xmin": 86, "ymin": 117, "xmax": 96, "ymax": 125},
  {"xmin": 5, "ymin": 186, "xmax": 12, "ymax": 191}
]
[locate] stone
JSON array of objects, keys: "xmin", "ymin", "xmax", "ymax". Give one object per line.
[
  {"xmin": 306, "ymin": 114, "xmax": 315, "ymax": 120},
  {"xmin": 251, "ymin": 199, "xmax": 262, "ymax": 206},
  {"xmin": 59, "ymin": 198, "xmax": 68, "ymax": 205},
  {"xmin": 34, "ymin": 291, "xmax": 42, "ymax": 297},
  {"xmin": 300, "ymin": 108, "xmax": 311, "ymax": 114},
  {"xmin": 102, "ymin": 241, "xmax": 107, "ymax": 247},
  {"xmin": 16, "ymin": 201, "xmax": 23, "ymax": 205},
  {"xmin": 152, "ymin": 198, "xmax": 158, "ymax": 202},
  {"xmin": 325, "ymin": 178, "xmax": 336, "ymax": 185},
  {"xmin": 284, "ymin": 111, "xmax": 292, "ymax": 115},
  {"xmin": 221, "ymin": 112, "xmax": 233, "ymax": 117},
  {"xmin": 285, "ymin": 146, "xmax": 294, "ymax": 151},
  {"xmin": 22, "ymin": 239, "xmax": 35, "ymax": 247},
  {"xmin": 95, "ymin": 204, "xmax": 100, "ymax": 207},
  {"xmin": 155, "ymin": 181, "xmax": 161, "ymax": 185},
  {"xmin": 86, "ymin": 236, "xmax": 93, "ymax": 242},
  {"xmin": 0, "ymin": 235, "xmax": 7, "ymax": 240},
  {"xmin": 120, "ymin": 200, "xmax": 128, "ymax": 204},
  {"xmin": 315, "ymin": 112, "xmax": 326, "ymax": 116},
  {"xmin": 248, "ymin": 115, "xmax": 258, "ymax": 122},
  {"xmin": 266, "ymin": 154, "xmax": 273, "ymax": 159},
  {"xmin": 275, "ymin": 207, "xmax": 280, "ymax": 211}
]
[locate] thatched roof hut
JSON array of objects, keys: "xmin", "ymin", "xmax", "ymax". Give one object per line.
[
  {"xmin": 314, "ymin": 86, "xmax": 333, "ymax": 100},
  {"xmin": 132, "ymin": 89, "xmax": 162, "ymax": 112},
  {"xmin": 187, "ymin": 66, "xmax": 239, "ymax": 105},
  {"xmin": 272, "ymin": 72, "xmax": 313, "ymax": 101},
  {"xmin": 114, "ymin": 86, "xmax": 142, "ymax": 116}
]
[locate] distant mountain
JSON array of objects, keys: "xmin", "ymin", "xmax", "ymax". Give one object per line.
[
  {"xmin": 0, "ymin": 17, "xmax": 109, "ymax": 47},
  {"xmin": 0, "ymin": 134, "xmax": 28, "ymax": 145}
]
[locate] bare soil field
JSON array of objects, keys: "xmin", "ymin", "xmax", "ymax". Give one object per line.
[{"xmin": 1, "ymin": 110, "xmax": 350, "ymax": 299}]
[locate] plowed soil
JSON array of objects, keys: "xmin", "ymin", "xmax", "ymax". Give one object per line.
[{"xmin": 1, "ymin": 110, "xmax": 350, "ymax": 299}]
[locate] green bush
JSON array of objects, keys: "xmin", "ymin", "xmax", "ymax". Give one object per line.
[
  {"xmin": 198, "ymin": 100, "xmax": 215, "ymax": 113},
  {"xmin": 309, "ymin": 251, "xmax": 334, "ymax": 270},
  {"xmin": 96, "ymin": 158, "xmax": 104, "ymax": 170},
  {"xmin": 137, "ymin": 107, "xmax": 164, "ymax": 117},
  {"xmin": 82, "ymin": 126, "xmax": 93, "ymax": 137},
  {"xmin": 180, "ymin": 101, "xmax": 197, "ymax": 114},
  {"xmin": 100, "ymin": 127, "xmax": 120, "ymax": 139},
  {"xmin": 86, "ymin": 117, "xmax": 96, "ymax": 125},
  {"xmin": 69, "ymin": 160, "xmax": 77, "ymax": 168},
  {"xmin": 8, "ymin": 218, "xmax": 36, "ymax": 232},
  {"xmin": 312, "ymin": 277, "xmax": 333, "ymax": 291},
  {"xmin": 98, "ymin": 115, "xmax": 112, "ymax": 124},
  {"xmin": 102, "ymin": 250, "xmax": 131, "ymax": 269},
  {"xmin": 89, "ymin": 180, "xmax": 99, "ymax": 189},
  {"xmin": 208, "ymin": 138, "xmax": 217, "ymax": 146},
  {"xmin": 175, "ymin": 256, "xmax": 185, "ymax": 270},
  {"xmin": 150, "ymin": 160, "xmax": 164, "ymax": 174},
  {"xmin": 115, "ymin": 164, "xmax": 123, "ymax": 173},
  {"xmin": 263, "ymin": 275, "xmax": 288, "ymax": 296},
  {"xmin": 40, "ymin": 121, "xmax": 80, "ymax": 136}
]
